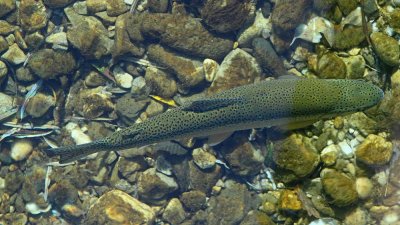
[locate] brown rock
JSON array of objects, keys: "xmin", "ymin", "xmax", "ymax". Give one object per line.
[
  {"xmin": 355, "ymin": 134, "xmax": 393, "ymax": 166},
  {"xmin": 85, "ymin": 190, "xmax": 155, "ymax": 225},
  {"xmin": 19, "ymin": 0, "xmax": 48, "ymax": 32}
]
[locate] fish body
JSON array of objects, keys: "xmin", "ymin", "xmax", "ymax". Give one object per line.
[{"xmin": 45, "ymin": 79, "xmax": 384, "ymax": 163}]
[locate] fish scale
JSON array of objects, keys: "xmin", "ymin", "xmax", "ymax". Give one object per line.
[{"xmin": 45, "ymin": 79, "xmax": 384, "ymax": 163}]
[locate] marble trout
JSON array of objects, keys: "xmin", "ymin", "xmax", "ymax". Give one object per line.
[{"xmin": 45, "ymin": 78, "xmax": 384, "ymax": 163}]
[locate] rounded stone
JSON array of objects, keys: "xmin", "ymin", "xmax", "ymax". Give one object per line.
[
  {"xmin": 317, "ymin": 53, "xmax": 346, "ymax": 79},
  {"xmin": 355, "ymin": 177, "xmax": 374, "ymax": 199},
  {"xmin": 11, "ymin": 139, "xmax": 33, "ymax": 161},
  {"xmin": 370, "ymin": 32, "xmax": 400, "ymax": 67},
  {"xmin": 355, "ymin": 134, "xmax": 393, "ymax": 166},
  {"xmin": 321, "ymin": 169, "xmax": 358, "ymax": 206},
  {"xmin": 192, "ymin": 148, "xmax": 216, "ymax": 169}
]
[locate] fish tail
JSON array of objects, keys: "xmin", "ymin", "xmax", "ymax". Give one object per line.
[{"xmin": 44, "ymin": 139, "xmax": 110, "ymax": 164}]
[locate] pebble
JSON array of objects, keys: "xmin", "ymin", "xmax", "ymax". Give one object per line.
[
  {"xmin": 203, "ymin": 59, "xmax": 219, "ymax": 83},
  {"xmin": 144, "ymin": 66, "xmax": 177, "ymax": 98},
  {"xmin": 343, "ymin": 207, "xmax": 368, "ymax": 225},
  {"xmin": 338, "ymin": 140, "xmax": 353, "ymax": 159},
  {"xmin": 78, "ymin": 86, "xmax": 114, "ymax": 119},
  {"xmin": 278, "ymin": 189, "xmax": 302, "ymax": 213},
  {"xmin": 11, "ymin": 139, "xmax": 33, "ymax": 161},
  {"xmin": 192, "ymin": 147, "xmax": 216, "ymax": 169},
  {"xmin": 320, "ymin": 145, "xmax": 339, "ymax": 166},
  {"xmin": 106, "ymin": 0, "xmax": 129, "ymax": 16},
  {"xmin": 0, "ymin": 36, "xmax": 8, "ymax": 52},
  {"xmin": 180, "ymin": 190, "xmax": 206, "ymax": 212},
  {"xmin": 84, "ymin": 190, "xmax": 155, "ymax": 225},
  {"xmin": 86, "ymin": 0, "xmax": 107, "ymax": 13},
  {"xmin": 66, "ymin": 122, "xmax": 92, "ymax": 145},
  {"xmin": 162, "ymin": 198, "xmax": 186, "ymax": 224},
  {"xmin": 343, "ymin": 55, "xmax": 366, "ymax": 79},
  {"xmin": 25, "ymin": 202, "xmax": 51, "ymax": 215},
  {"xmin": 137, "ymin": 168, "xmax": 178, "ymax": 203},
  {"xmin": 317, "ymin": 53, "xmax": 346, "ymax": 79},
  {"xmin": 26, "ymin": 93, "xmax": 55, "ymax": 118},
  {"xmin": 113, "ymin": 66, "xmax": 133, "ymax": 89},
  {"xmin": 252, "ymin": 37, "xmax": 287, "ymax": 76},
  {"xmin": 45, "ymin": 32, "xmax": 69, "ymax": 50},
  {"xmin": 1, "ymin": 43, "xmax": 27, "ymax": 65},
  {"xmin": 355, "ymin": 177, "xmax": 374, "ymax": 199},
  {"xmin": 0, "ymin": 60, "xmax": 7, "ymax": 82},
  {"xmin": 355, "ymin": 134, "xmax": 393, "ymax": 166},
  {"xmin": 131, "ymin": 76, "xmax": 148, "ymax": 96}
]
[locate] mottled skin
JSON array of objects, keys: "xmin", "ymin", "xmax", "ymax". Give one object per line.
[{"xmin": 45, "ymin": 79, "xmax": 383, "ymax": 163}]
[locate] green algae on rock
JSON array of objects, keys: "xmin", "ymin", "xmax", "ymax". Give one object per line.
[
  {"xmin": 19, "ymin": 0, "xmax": 48, "ymax": 32},
  {"xmin": 370, "ymin": 32, "xmax": 400, "ymax": 67},
  {"xmin": 273, "ymin": 133, "xmax": 320, "ymax": 182},
  {"xmin": 0, "ymin": 0, "xmax": 15, "ymax": 18},
  {"xmin": 355, "ymin": 134, "xmax": 393, "ymax": 166},
  {"xmin": 27, "ymin": 49, "xmax": 76, "ymax": 79},
  {"xmin": 321, "ymin": 169, "xmax": 358, "ymax": 206},
  {"xmin": 317, "ymin": 53, "xmax": 346, "ymax": 79},
  {"xmin": 200, "ymin": 0, "xmax": 255, "ymax": 33},
  {"xmin": 84, "ymin": 190, "xmax": 155, "ymax": 225},
  {"xmin": 333, "ymin": 26, "xmax": 365, "ymax": 50}
]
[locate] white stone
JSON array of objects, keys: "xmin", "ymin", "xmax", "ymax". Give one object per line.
[
  {"xmin": 320, "ymin": 145, "xmax": 339, "ymax": 166},
  {"xmin": 25, "ymin": 202, "xmax": 51, "ymax": 215},
  {"xmin": 66, "ymin": 122, "xmax": 92, "ymax": 145},
  {"xmin": 356, "ymin": 177, "xmax": 374, "ymax": 199},
  {"xmin": 382, "ymin": 211, "xmax": 399, "ymax": 225},
  {"xmin": 338, "ymin": 140, "xmax": 353, "ymax": 158},
  {"xmin": 114, "ymin": 66, "xmax": 133, "ymax": 89},
  {"xmin": 203, "ymin": 58, "xmax": 219, "ymax": 82},
  {"xmin": 46, "ymin": 32, "xmax": 68, "ymax": 49},
  {"xmin": 131, "ymin": 76, "xmax": 146, "ymax": 94},
  {"xmin": 11, "ymin": 139, "xmax": 33, "ymax": 161}
]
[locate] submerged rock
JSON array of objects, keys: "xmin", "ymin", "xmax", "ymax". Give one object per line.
[
  {"xmin": 147, "ymin": 44, "xmax": 204, "ymax": 89},
  {"xmin": 1, "ymin": 43, "xmax": 26, "ymax": 65},
  {"xmin": 11, "ymin": 139, "xmax": 33, "ymax": 161},
  {"xmin": 278, "ymin": 189, "xmax": 303, "ymax": 213},
  {"xmin": 321, "ymin": 169, "xmax": 358, "ymax": 206},
  {"xmin": 317, "ymin": 53, "xmax": 346, "ymax": 79},
  {"xmin": 180, "ymin": 190, "xmax": 206, "ymax": 212},
  {"xmin": 370, "ymin": 32, "xmax": 400, "ymax": 67},
  {"xmin": 26, "ymin": 93, "xmax": 55, "ymax": 118},
  {"xmin": 333, "ymin": 26, "xmax": 365, "ymax": 50},
  {"xmin": 208, "ymin": 48, "xmax": 261, "ymax": 94},
  {"xmin": 273, "ymin": 133, "xmax": 320, "ymax": 182},
  {"xmin": 0, "ymin": 0, "xmax": 16, "ymax": 18},
  {"xmin": 141, "ymin": 13, "xmax": 233, "ymax": 60},
  {"xmin": 206, "ymin": 180, "xmax": 259, "ymax": 225},
  {"xmin": 65, "ymin": 8, "xmax": 113, "ymax": 59},
  {"xmin": 162, "ymin": 198, "xmax": 186, "ymax": 224},
  {"xmin": 355, "ymin": 134, "xmax": 393, "ymax": 166},
  {"xmin": 19, "ymin": 0, "xmax": 48, "ymax": 32},
  {"xmin": 137, "ymin": 168, "xmax": 178, "ymax": 203},
  {"xmin": 145, "ymin": 66, "xmax": 177, "ymax": 98},
  {"xmin": 28, "ymin": 49, "xmax": 76, "ymax": 79},
  {"xmin": 85, "ymin": 190, "xmax": 155, "ymax": 225},
  {"xmin": 200, "ymin": 0, "xmax": 255, "ymax": 33},
  {"xmin": 252, "ymin": 37, "xmax": 286, "ymax": 76},
  {"xmin": 43, "ymin": 0, "xmax": 77, "ymax": 8}
]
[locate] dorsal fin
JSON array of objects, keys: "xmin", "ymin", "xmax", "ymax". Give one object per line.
[{"xmin": 180, "ymin": 98, "xmax": 245, "ymax": 113}]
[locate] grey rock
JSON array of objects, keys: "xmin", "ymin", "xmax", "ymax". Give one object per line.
[
  {"xmin": 145, "ymin": 66, "xmax": 177, "ymax": 98},
  {"xmin": 252, "ymin": 38, "xmax": 286, "ymax": 76},
  {"xmin": 137, "ymin": 168, "xmax": 179, "ymax": 202},
  {"xmin": 206, "ymin": 180, "xmax": 260, "ymax": 225},
  {"xmin": 115, "ymin": 94, "xmax": 149, "ymax": 124}
]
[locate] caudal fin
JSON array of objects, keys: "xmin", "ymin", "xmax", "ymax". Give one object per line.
[{"xmin": 44, "ymin": 140, "xmax": 109, "ymax": 164}]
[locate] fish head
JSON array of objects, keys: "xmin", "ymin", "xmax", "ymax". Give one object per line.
[{"xmin": 333, "ymin": 80, "xmax": 384, "ymax": 113}]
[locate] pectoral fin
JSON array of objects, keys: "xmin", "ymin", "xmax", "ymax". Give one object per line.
[{"xmin": 180, "ymin": 98, "xmax": 245, "ymax": 113}]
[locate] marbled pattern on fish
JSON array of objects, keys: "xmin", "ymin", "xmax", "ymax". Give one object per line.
[{"xmin": 45, "ymin": 79, "xmax": 384, "ymax": 163}]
